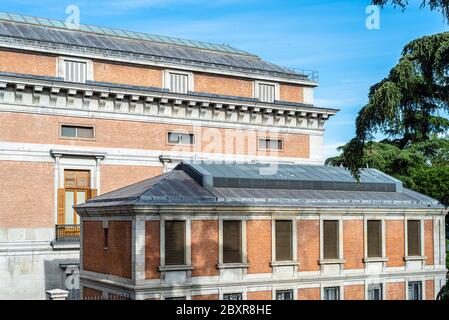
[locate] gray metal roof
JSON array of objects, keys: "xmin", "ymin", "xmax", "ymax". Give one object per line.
[
  {"xmin": 78, "ymin": 162, "xmax": 444, "ymax": 210},
  {"xmin": 176, "ymin": 162, "xmax": 403, "ymax": 192},
  {"xmin": 0, "ymin": 12, "xmax": 316, "ymax": 82}
]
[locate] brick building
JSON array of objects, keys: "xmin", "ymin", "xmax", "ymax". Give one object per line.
[
  {"xmin": 77, "ymin": 162, "xmax": 447, "ymax": 300},
  {"xmin": 0, "ymin": 12, "xmax": 336, "ymax": 299}
]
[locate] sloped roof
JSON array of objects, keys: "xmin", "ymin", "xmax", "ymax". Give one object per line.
[
  {"xmin": 78, "ymin": 162, "xmax": 444, "ymax": 210},
  {"xmin": 0, "ymin": 12, "xmax": 314, "ymax": 82}
]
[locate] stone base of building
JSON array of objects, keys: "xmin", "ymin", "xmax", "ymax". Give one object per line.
[{"xmin": 0, "ymin": 241, "xmax": 80, "ymax": 300}]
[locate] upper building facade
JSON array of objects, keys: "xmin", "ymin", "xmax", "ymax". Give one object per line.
[{"xmin": 0, "ymin": 12, "xmax": 337, "ymax": 299}]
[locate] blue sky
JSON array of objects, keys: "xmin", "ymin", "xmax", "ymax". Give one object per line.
[{"xmin": 1, "ymin": 0, "xmax": 447, "ymax": 158}]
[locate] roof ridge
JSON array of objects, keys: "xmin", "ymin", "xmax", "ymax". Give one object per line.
[
  {"xmin": 0, "ymin": 11, "xmax": 256, "ymax": 57},
  {"xmin": 88, "ymin": 170, "xmax": 175, "ymax": 203}
]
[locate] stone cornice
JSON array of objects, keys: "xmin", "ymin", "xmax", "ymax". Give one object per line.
[
  {"xmin": 0, "ymin": 73, "xmax": 337, "ymax": 131},
  {"xmin": 50, "ymin": 149, "xmax": 107, "ymax": 160},
  {"xmin": 76, "ymin": 204, "xmax": 447, "ymax": 217}
]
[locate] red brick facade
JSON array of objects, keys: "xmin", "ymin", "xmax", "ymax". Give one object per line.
[
  {"xmin": 83, "ymin": 221, "xmax": 132, "ymax": 279},
  {"xmin": 386, "ymin": 220, "xmax": 405, "ymax": 267},
  {"xmin": 247, "ymin": 220, "xmax": 272, "ymax": 274},
  {"xmin": 82, "ymin": 217, "xmax": 440, "ymax": 300}
]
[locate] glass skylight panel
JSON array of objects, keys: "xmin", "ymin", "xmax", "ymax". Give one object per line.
[
  {"xmin": 134, "ymin": 32, "xmax": 149, "ymax": 41},
  {"xmin": 0, "ymin": 12, "xmax": 10, "ymax": 21},
  {"xmin": 123, "ymin": 30, "xmax": 141, "ymax": 39},
  {"xmin": 50, "ymin": 20, "xmax": 66, "ymax": 28},
  {"xmin": 198, "ymin": 41, "xmax": 217, "ymax": 50},
  {"xmin": 85, "ymin": 25, "xmax": 103, "ymax": 34},
  {"xmin": 0, "ymin": 12, "xmax": 258, "ymax": 56},
  {"xmin": 158, "ymin": 35, "xmax": 178, "ymax": 45},
  {"xmin": 141, "ymin": 33, "xmax": 160, "ymax": 42},
  {"xmin": 23, "ymin": 16, "xmax": 39, "ymax": 24},
  {"xmin": 9, "ymin": 14, "xmax": 26, "ymax": 23},
  {"xmin": 112, "ymin": 28, "xmax": 128, "ymax": 37},
  {"xmin": 36, "ymin": 17, "xmax": 54, "ymax": 27},
  {"xmin": 98, "ymin": 27, "xmax": 117, "ymax": 36}
]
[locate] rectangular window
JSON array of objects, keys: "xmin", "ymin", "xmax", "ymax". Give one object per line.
[
  {"xmin": 367, "ymin": 284, "xmax": 383, "ymax": 300},
  {"xmin": 61, "ymin": 125, "xmax": 94, "ymax": 140},
  {"xmin": 408, "ymin": 281, "xmax": 422, "ymax": 300},
  {"xmin": 168, "ymin": 132, "xmax": 195, "ymax": 145},
  {"xmin": 323, "ymin": 220, "xmax": 339, "ymax": 260},
  {"xmin": 169, "ymin": 72, "xmax": 189, "ymax": 94},
  {"xmin": 64, "ymin": 60, "xmax": 87, "ymax": 83},
  {"xmin": 276, "ymin": 290, "xmax": 293, "ymax": 300},
  {"xmin": 223, "ymin": 293, "xmax": 242, "ymax": 301},
  {"xmin": 367, "ymin": 220, "xmax": 382, "ymax": 258},
  {"xmin": 407, "ymin": 220, "xmax": 421, "ymax": 256},
  {"xmin": 275, "ymin": 220, "xmax": 293, "ymax": 261},
  {"xmin": 259, "ymin": 138, "xmax": 283, "ymax": 151},
  {"xmin": 258, "ymin": 83, "xmax": 276, "ymax": 103},
  {"xmin": 222, "ymin": 220, "xmax": 242, "ymax": 264},
  {"xmin": 323, "ymin": 287, "xmax": 340, "ymax": 300},
  {"xmin": 164, "ymin": 221, "xmax": 186, "ymax": 266},
  {"xmin": 103, "ymin": 228, "xmax": 109, "ymax": 250}
]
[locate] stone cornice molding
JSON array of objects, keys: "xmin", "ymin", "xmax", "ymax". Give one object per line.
[{"xmin": 0, "ymin": 74, "xmax": 337, "ymax": 132}]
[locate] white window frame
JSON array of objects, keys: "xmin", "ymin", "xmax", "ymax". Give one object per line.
[
  {"xmin": 404, "ymin": 218, "xmax": 425, "ymax": 259},
  {"xmin": 319, "ymin": 219, "xmax": 344, "ymax": 263},
  {"xmin": 406, "ymin": 278, "xmax": 425, "ymax": 300},
  {"xmin": 160, "ymin": 218, "xmax": 191, "ymax": 268},
  {"xmin": 167, "ymin": 131, "xmax": 195, "ymax": 146},
  {"xmin": 164, "ymin": 69, "xmax": 194, "ymax": 94},
  {"xmin": 321, "ymin": 284, "xmax": 343, "ymax": 300},
  {"xmin": 363, "ymin": 218, "xmax": 387, "ymax": 261},
  {"xmin": 366, "ymin": 283, "xmax": 385, "ymax": 300},
  {"xmin": 60, "ymin": 123, "xmax": 96, "ymax": 140},
  {"xmin": 271, "ymin": 219, "xmax": 297, "ymax": 264},
  {"xmin": 58, "ymin": 56, "xmax": 93, "ymax": 83},
  {"xmin": 272, "ymin": 287, "xmax": 297, "ymax": 300},
  {"xmin": 365, "ymin": 279, "xmax": 387, "ymax": 300},
  {"xmin": 258, "ymin": 137, "xmax": 284, "ymax": 151},
  {"xmin": 254, "ymin": 80, "xmax": 279, "ymax": 103},
  {"xmin": 218, "ymin": 218, "xmax": 247, "ymax": 267}
]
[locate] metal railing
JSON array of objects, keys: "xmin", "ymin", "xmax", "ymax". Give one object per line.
[{"xmin": 55, "ymin": 224, "xmax": 80, "ymax": 242}]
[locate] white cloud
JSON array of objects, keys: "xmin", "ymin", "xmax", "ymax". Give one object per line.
[{"xmin": 323, "ymin": 142, "xmax": 344, "ymax": 160}]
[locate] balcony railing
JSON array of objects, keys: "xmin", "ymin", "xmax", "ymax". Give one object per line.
[{"xmin": 55, "ymin": 224, "xmax": 80, "ymax": 242}]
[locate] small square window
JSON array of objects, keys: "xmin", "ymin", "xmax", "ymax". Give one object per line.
[
  {"xmin": 408, "ymin": 281, "xmax": 422, "ymax": 300},
  {"xmin": 61, "ymin": 125, "xmax": 94, "ymax": 140},
  {"xmin": 64, "ymin": 60, "xmax": 87, "ymax": 83},
  {"xmin": 168, "ymin": 72, "xmax": 189, "ymax": 94},
  {"xmin": 323, "ymin": 287, "xmax": 340, "ymax": 300},
  {"xmin": 223, "ymin": 293, "xmax": 242, "ymax": 301},
  {"xmin": 168, "ymin": 132, "xmax": 195, "ymax": 145},
  {"xmin": 257, "ymin": 83, "xmax": 276, "ymax": 103},
  {"xmin": 61, "ymin": 125, "xmax": 77, "ymax": 138},
  {"xmin": 367, "ymin": 284, "xmax": 382, "ymax": 300},
  {"xmin": 259, "ymin": 138, "xmax": 282, "ymax": 151},
  {"xmin": 276, "ymin": 290, "xmax": 293, "ymax": 300}
]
